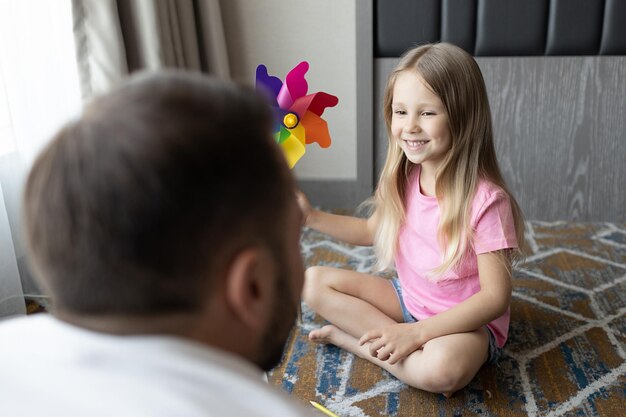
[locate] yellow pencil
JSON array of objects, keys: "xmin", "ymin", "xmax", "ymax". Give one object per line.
[{"xmin": 309, "ymin": 401, "xmax": 340, "ymax": 417}]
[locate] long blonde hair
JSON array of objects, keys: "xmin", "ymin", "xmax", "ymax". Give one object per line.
[{"xmin": 373, "ymin": 43, "xmax": 526, "ymax": 277}]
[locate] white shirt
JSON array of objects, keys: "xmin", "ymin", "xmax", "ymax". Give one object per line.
[{"xmin": 0, "ymin": 315, "xmax": 314, "ymax": 417}]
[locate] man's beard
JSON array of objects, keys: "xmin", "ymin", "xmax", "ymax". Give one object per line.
[{"xmin": 257, "ymin": 268, "xmax": 299, "ymax": 372}]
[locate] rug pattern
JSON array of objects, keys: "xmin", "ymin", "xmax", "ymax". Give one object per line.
[{"xmin": 270, "ymin": 222, "xmax": 626, "ymax": 416}]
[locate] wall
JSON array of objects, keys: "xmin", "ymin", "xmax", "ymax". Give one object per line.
[
  {"xmin": 221, "ymin": 0, "xmax": 374, "ymax": 208},
  {"xmin": 221, "ymin": 0, "xmax": 357, "ymax": 181}
]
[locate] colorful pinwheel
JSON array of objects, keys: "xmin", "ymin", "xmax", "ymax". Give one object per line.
[{"xmin": 255, "ymin": 61, "xmax": 338, "ymax": 168}]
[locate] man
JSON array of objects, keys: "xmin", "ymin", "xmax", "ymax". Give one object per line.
[{"xmin": 0, "ymin": 72, "xmax": 313, "ymax": 416}]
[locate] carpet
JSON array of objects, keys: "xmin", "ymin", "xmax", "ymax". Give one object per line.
[{"xmin": 270, "ymin": 221, "xmax": 626, "ymax": 416}]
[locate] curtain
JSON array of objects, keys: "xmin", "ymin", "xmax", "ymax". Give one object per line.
[
  {"xmin": 0, "ymin": 0, "xmax": 82, "ymax": 318},
  {"xmin": 0, "ymin": 183, "xmax": 23, "ymax": 317},
  {"xmin": 71, "ymin": 0, "xmax": 230, "ymax": 99}
]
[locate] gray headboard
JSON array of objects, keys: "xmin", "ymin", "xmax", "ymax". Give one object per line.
[
  {"xmin": 373, "ymin": 0, "xmax": 626, "ymax": 222},
  {"xmin": 376, "ymin": 0, "xmax": 626, "ymax": 57}
]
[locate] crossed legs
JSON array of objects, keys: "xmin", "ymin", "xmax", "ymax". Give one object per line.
[{"xmin": 302, "ymin": 266, "xmax": 490, "ymax": 396}]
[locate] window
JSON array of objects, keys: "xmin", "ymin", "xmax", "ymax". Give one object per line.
[
  {"xmin": 0, "ymin": 0, "xmax": 81, "ymax": 163},
  {"xmin": 0, "ymin": 69, "xmax": 15, "ymax": 156}
]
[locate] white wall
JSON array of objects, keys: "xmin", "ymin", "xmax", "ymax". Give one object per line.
[{"xmin": 221, "ymin": 0, "xmax": 357, "ymax": 181}]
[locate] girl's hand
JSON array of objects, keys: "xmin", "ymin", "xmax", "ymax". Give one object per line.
[
  {"xmin": 295, "ymin": 190, "xmax": 313, "ymax": 226},
  {"xmin": 358, "ymin": 323, "xmax": 425, "ymax": 365}
]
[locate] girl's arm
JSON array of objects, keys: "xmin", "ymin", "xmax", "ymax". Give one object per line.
[
  {"xmin": 297, "ymin": 191, "xmax": 378, "ymax": 246},
  {"xmin": 359, "ymin": 250, "xmax": 511, "ymax": 364}
]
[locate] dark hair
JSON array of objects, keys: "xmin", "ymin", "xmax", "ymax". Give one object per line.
[{"xmin": 23, "ymin": 71, "xmax": 293, "ymax": 315}]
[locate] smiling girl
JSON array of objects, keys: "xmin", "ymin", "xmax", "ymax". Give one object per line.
[{"xmin": 298, "ymin": 42, "xmax": 526, "ymax": 397}]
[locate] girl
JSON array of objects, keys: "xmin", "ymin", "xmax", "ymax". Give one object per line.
[{"xmin": 298, "ymin": 42, "xmax": 525, "ymax": 397}]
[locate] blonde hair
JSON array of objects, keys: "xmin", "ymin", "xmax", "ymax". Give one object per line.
[{"xmin": 372, "ymin": 43, "xmax": 526, "ymax": 278}]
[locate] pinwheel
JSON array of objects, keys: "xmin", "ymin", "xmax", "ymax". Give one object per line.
[{"xmin": 255, "ymin": 61, "xmax": 338, "ymax": 168}]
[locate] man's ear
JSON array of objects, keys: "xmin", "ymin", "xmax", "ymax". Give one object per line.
[{"xmin": 224, "ymin": 247, "xmax": 275, "ymax": 331}]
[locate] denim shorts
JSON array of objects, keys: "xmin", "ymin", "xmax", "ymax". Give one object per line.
[{"xmin": 390, "ymin": 278, "xmax": 501, "ymax": 365}]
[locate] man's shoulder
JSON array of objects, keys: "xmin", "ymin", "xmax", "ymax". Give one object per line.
[
  {"xmin": 0, "ymin": 316, "xmax": 314, "ymax": 417},
  {"xmin": 0, "ymin": 314, "xmax": 53, "ymax": 340}
]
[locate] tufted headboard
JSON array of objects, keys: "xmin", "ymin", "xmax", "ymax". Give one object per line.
[
  {"xmin": 376, "ymin": 0, "xmax": 626, "ymax": 57},
  {"xmin": 373, "ymin": 0, "xmax": 626, "ymax": 222}
]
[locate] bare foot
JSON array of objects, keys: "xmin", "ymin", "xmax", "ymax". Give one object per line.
[
  {"xmin": 308, "ymin": 325, "xmax": 357, "ymax": 351},
  {"xmin": 308, "ymin": 324, "xmax": 339, "ymax": 344}
]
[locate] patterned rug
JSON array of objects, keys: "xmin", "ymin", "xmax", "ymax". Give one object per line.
[{"xmin": 270, "ymin": 221, "xmax": 626, "ymax": 416}]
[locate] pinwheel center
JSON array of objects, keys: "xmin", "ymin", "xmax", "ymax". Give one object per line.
[{"xmin": 283, "ymin": 113, "xmax": 299, "ymax": 129}]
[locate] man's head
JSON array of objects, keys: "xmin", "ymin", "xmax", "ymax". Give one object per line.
[{"xmin": 23, "ymin": 71, "xmax": 304, "ymax": 370}]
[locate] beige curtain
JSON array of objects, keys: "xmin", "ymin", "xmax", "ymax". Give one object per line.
[{"xmin": 72, "ymin": 0, "xmax": 230, "ymax": 99}]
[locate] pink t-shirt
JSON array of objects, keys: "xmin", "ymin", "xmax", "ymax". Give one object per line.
[{"xmin": 394, "ymin": 166, "xmax": 518, "ymax": 347}]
